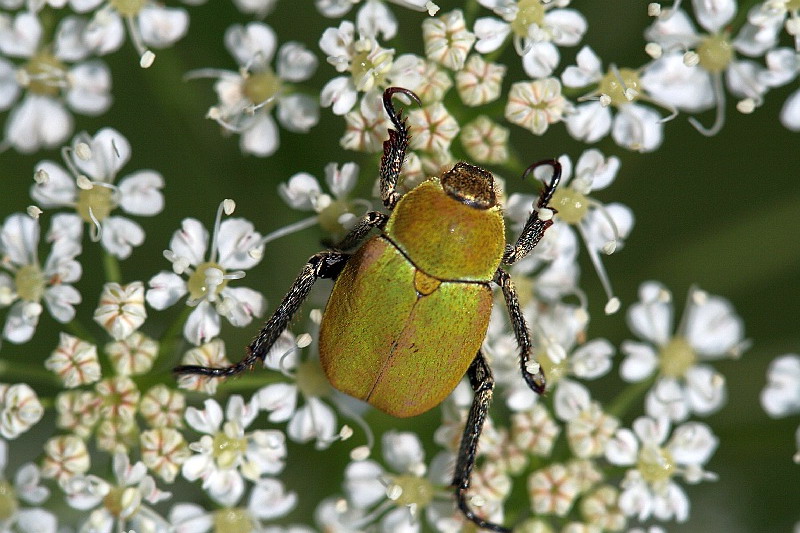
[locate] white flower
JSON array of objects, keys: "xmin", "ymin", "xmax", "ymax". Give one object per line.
[
  {"xmin": 762, "ymin": 353, "xmax": 800, "ymax": 417},
  {"xmin": 93, "ymin": 281, "xmax": 146, "ymax": 340},
  {"xmin": 505, "ymin": 78, "xmax": 571, "ymax": 135},
  {"xmin": 407, "ymin": 102, "xmax": 459, "ymax": 154},
  {"xmin": 182, "ymin": 395, "xmax": 288, "ymax": 507},
  {"xmin": 106, "ymin": 331, "xmax": 159, "ymax": 376},
  {"xmin": 316, "ymin": 0, "xmax": 434, "ymax": 39},
  {"xmin": 642, "ymin": 2, "xmax": 778, "ymax": 135},
  {"xmin": 0, "ymin": 212, "xmax": 82, "ymax": 344},
  {"xmin": 77, "ymin": 0, "xmax": 188, "ymax": 67},
  {"xmin": 456, "ymin": 54, "xmax": 506, "ymax": 107},
  {"xmin": 0, "ymin": 439, "xmax": 56, "ymax": 533},
  {"xmin": 620, "ymin": 282, "xmax": 747, "ymax": 421},
  {"xmin": 0, "ymin": 12, "xmax": 111, "ymax": 152},
  {"xmin": 40, "ymin": 434, "xmax": 90, "ymax": 483},
  {"xmin": 44, "ymin": 333, "xmax": 102, "ymax": 388},
  {"xmin": 422, "ymin": 9, "xmax": 475, "ymax": 71},
  {"xmin": 0, "ymin": 383, "xmax": 44, "ymax": 439},
  {"xmin": 606, "ymin": 416, "xmax": 718, "ymax": 522},
  {"xmin": 145, "ymin": 202, "xmax": 266, "ymax": 345},
  {"xmin": 31, "ymin": 127, "xmax": 165, "ymax": 258},
  {"xmin": 506, "ymin": 150, "xmax": 632, "ymax": 314},
  {"xmin": 63, "ymin": 452, "xmax": 170, "ymax": 531},
  {"xmin": 563, "ymin": 46, "xmax": 664, "ymax": 152},
  {"xmin": 474, "ymin": 0, "xmax": 586, "ymax": 77},
  {"xmin": 190, "ymin": 22, "xmax": 319, "ymax": 157}
]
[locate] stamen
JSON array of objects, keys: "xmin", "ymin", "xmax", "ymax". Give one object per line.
[
  {"xmin": 75, "ymin": 142, "xmax": 92, "ymax": 160},
  {"xmin": 34, "ymin": 168, "xmax": 49, "ymax": 184},
  {"xmin": 76, "ymin": 175, "xmax": 93, "ymax": 190},
  {"xmin": 648, "ymin": 3, "xmax": 662, "ymax": 17},
  {"xmin": 296, "ymin": 333, "xmax": 313, "ymax": 348},
  {"xmin": 27, "ymin": 206, "xmax": 42, "ymax": 219},
  {"xmin": 351, "ymin": 445, "xmax": 371, "ymax": 461},
  {"xmin": 339, "ymin": 425, "xmax": 354, "ymax": 440},
  {"xmin": 599, "ymin": 93, "xmax": 612, "ymax": 107},
  {"xmin": 645, "ymin": 42, "xmax": 663, "ymax": 59},
  {"xmin": 140, "ymin": 50, "xmax": 155, "ymax": 69},
  {"xmin": 577, "ymin": 224, "xmax": 620, "ymax": 315},
  {"xmin": 253, "ymin": 214, "xmax": 319, "ymax": 250},
  {"xmin": 310, "ymin": 309, "xmax": 323, "ymax": 324},
  {"xmin": 123, "ymin": 15, "xmax": 153, "ymax": 68},
  {"xmin": 208, "ymin": 201, "xmax": 230, "ymax": 264},
  {"xmin": 335, "ymin": 395, "xmax": 376, "ymax": 459},
  {"xmin": 87, "ymin": 207, "xmax": 102, "ymax": 242},
  {"xmin": 688, "ymin": 73, "xmax": 725, "ymax": 136},
  {"xmin": 683, "ymin": 51, "xmax": 700, "ymax": 67}
]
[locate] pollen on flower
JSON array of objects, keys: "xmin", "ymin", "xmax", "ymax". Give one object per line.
[
  {"xmin": 648, "ymin": 3, "xmax": 662, "ymax": 16},
  {"xmin": 140, "ymin": 50, "xmax": 156, "ymax": 69},
  {"xmin": 645, "ymin": 42, "xmax": 662, "ymax": 59},
  {"xmin": 737, "ymin": 98, "xmax": 756, "ymax": 114}
]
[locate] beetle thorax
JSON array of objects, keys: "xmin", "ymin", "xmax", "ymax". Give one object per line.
[{"xmin": 384, "ymin": 172, "xmax": 505, "ymax": 282}]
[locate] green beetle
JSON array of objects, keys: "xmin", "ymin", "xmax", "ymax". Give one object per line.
[{"xmin": 175, "ymin": 87, "xmax": 561, "ymax": 533}]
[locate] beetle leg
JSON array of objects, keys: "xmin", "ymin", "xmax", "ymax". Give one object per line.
[
  {"xmin": 503, "ymin": 159, "xmax": 562, "ymax": 265},
  {"xmin": 453, "ymin": 351, "xmax": 510, "ymax": 533},
  {"xmin": 380, "ymin": 87, "xmax": 421, "ymax": 211},
  {"xmin": 174, "ymin": 250, "xmax": 349, "ymax": 378},
  {"xmin": 494, "ymin": 267, "xmax": 546, "ymax": 394},
  {"xmin": 332, "ymin": 210, "xmax": 389, "ymax": 251}
]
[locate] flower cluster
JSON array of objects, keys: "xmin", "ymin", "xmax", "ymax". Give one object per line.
[{"xmin": 0, "ymin": 0, "xmax": 795, "ymax": 531}]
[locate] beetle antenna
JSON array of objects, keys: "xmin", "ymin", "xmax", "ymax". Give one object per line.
[{"xmin": 383, "ymin": 87, "xmax": 421, "ymax": 132}]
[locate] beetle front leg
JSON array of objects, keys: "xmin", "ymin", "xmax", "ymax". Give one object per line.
[
  {"xmin": 453, "ymin": 351, "xmax": 510, "ymax": 533},
  {"xmin": 379, "ymin": 87, "xmax": 421, "ymax": 211},
  {"xmin": 503, "ymin": 159, "xmax": 561, "ymax": 265},
  {"xmin": 494, "ymin": 267, "xmax": 546, "ymax": 394},
  {"xmin": 174, "ymin": 250, "xmax": 349, "ymax": 378}
]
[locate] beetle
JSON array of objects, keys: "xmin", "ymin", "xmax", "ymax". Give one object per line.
[{"xmin": 175, "ymin": 86, "xmax": 561, "ymax": 532}]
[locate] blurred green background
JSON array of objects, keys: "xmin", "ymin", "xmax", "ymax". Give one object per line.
[{"xmin": 1, "ymin": 0, "xmax": 798, "ymax": 530}]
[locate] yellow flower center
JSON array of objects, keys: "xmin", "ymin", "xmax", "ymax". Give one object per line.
[
  {"xmin": 212, "ymin": 431, "xmax": 247, "ymax": 469},
  {"xmin": 598, "ymin": 68, "xmax": 642, "ymax": 106},
  {"xmin": 243, "ymin": 68, "xmax": 281, "ymax": 110},
  {"xmin": 296, "ymin": 358, "xmax": 331, "ymax": 398},
  {"xmin": 15, "ymin": 264, "xmax": 45, "ymax": 302},
  {"xmin": 658, "ymin": 336, "xmax": 696, "ymax": 378},
  {"xmin": 77, "ymin": 185, "xmax": 116, "ymax": 223},
  {"xmin": 536, "ymin": 348, "xmax": 568, "ymax": 384},
  {"xmin": 187, "ymin": 261, "xmax": 228, "ymax": 301},
  {"xmin": 390, "ymin": 474, "xmax": 435, "ymax": 508},
  {"xmin": 551, "ymin": 187, "xmax": 589, "ymax": 224},
  {"xmin": 696, "ymin": 34, "xmax": 733, "ymax": 74},
  {"xmin": 213, "ymin": 508, "xmax": 254, "ymax": 533},
  {"xmin": 102, "ymin": 486, "xmax": 139, "ymax": 517},
  {"xmin": 637, "ymin": 445, "xmax": 675, "ymax": 484},
  {"xmin": 109, "ymin": 0, "xmax": 146, "ymax": 17},
  {"xmin": 23, "ymin": 52, "xmax": 66, "ymax": 97},
  {"xmin": 0, "ymin": 481, "xmax": 19, "ymax": 520},
  {"xmin": 511, "ymin": 0, "xmax": 546, "ymax": 37},
  {"xmin": 787, "ymin": 0, "xmax": 800, "ymax": 9}
]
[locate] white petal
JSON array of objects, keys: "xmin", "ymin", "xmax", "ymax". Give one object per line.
[
  {"xmin": 473, "ymin": 17, "xmax": 510, "ymax": 54},
  {"xmin": 225, "ymin": 22, "xmax": 276, "ymax": 67},
  {"xmin": 685, "ymin": 365, "xmax": 726, "ymax": 415},
  {"xmin": 205, "ymin": 468, "xmax": 244, "ymax": 506},
  {"xmin": 324, "ymin": 161, "xmax": 359, "ymax": 198},
  {"xmin": 257, "ymin": 383, "xmax": 299, "ymax": 422},
  {"xmin": 692, "ymin": 0, "xmax": 736, "ymax": 33},
  {"xmin": 645, "ymin": 379, "xmax": 690, "ymax": 422},
  {"xmin": 1, "ymin": 212, "xmax": 38, "ymax": 266},
  {"xmin": 0, "ymin": 57, "xmax": 20, "ymax": 111},
  {"xmin": 219, "ymin": 286, "xmax": 266, "ymax": 327},
  {"xmin": 781, "ymin": 88, "xmax": 800, "ymax": 131},
  {"xmin": 632, "ymin": 415, "xmax": 670, "ymax": 446},
  {"xmin": 320, "ymin": 76, "xmax": 358, "ymax": 115},
  {"xmin": 277, "ymin": 42, "xmax": 318, "ymax": 82},
  {"xmin": 240, "ymin": 112, "xmax": 279, "ymax": 157},
  {"xmin": 642, "ymin": 53, "xmax": 715, "ymax": 113},
  {"xmin": 100, "ymin": 217, "xmax": 144, "ymax": 259},
  {"xmin": 612, "ymin": 104, "xmax": 663, "ymax": 152},
  {"xmin": 561, "ymin": 45, "xmax": 601, "ymax": 87},
  {"xmin": 170, "ymin": 218, "xmax": 209, "ymax": 266},
  {"xmin": 605, "ymin": 428, "xmax": 638, "ymax": 465},
  {"xmin": 627, "ymin": 281, "xmax": 674, "ymax": 345},
  {"xmin": 66, "ymin": 61, "xmax": 112, "ymax": 115},
  {"xmin": 30, "ymin": 161, "xmax": 76, "ymax": 207},
  {"xmin": 684, "ymin": 294, "xmax": 743, "ymax": 356},
  {"xmin": 570, "ymin": 338, "xmax": 614, "ymax": 379},
  {"xmin": 357, "ymin": 0, "xmax": 398, "ymax": 40},
  {"xmin": 138, "ymin": 5, "xmax": 189, "ymax": 48},
  {"xmin": 575, "ymin": 148, "xmax": 619, "ymax": 190},
  {"xmin": 652, "ymin": 481, "xmax": 689, "ymax": 521},
  {"xmin": 3, "ymin": 300, "xmax": 39, "ymax": 343},
  {"xmin": 522, "ymin": 42, "xmax": 559, "ymax": 78},
  {"xmin": 44, "ymin": 284, "xmax": 81, "ymax": 322},
  {"xmin": 287, "ymin": 397, "xmax": 336, "ymax": 446},
  {"xmin": 15, "ymin": 508, "xmax": 57, "ymax": 533},
  {"xmin": 644, "ymin": 9, "xmax": 700, "ymax": 49},
  {"xmin": 544, "ymin": 9, "xmax": 587, "ymax": 46},
  {"xmin": 277, "ymin": 94, "xmax": 320, "ymax": 133},
  {"xmin": 0, "ymin": 12, "xmax": 41, "ymax": 58},
  {"xmin": 278, "ymin": 172, "xmax": 322, "ymax": 211},
  {"xmin": 382, "ymin": 430, "xmax": 425, "ymax": 473},
  {"xmin": 54, "ymin": 16, "xmax": 91, "ymax": 62},
  {"xmin": 184, "ymin": 300, "xmax": 221, "ymax": 345},
  {"xmin": 343, "ymin": 460, "xmax": 385, "ymax": 508},
  {"xmin": 146, "ymin": 271, "xmax": 187, "ymax": 310},
  {"xmin": 620, "ymin": 341, "xmax": 658, "ymax": 382},
  {"xmin": 761, "ymin": 354, "xmax": 800, "ymax": 417},
  {"xmin": 216, "ymin": 218, "xmax": 263, "ymax": 270},
  {"xmin": 118, "ymin": 170, "xmax": 165, "ymax": 216},
  {"xmin": 668, "ymin": 421, "xmax": 718, "ymax": 465},
  {"xmin": 6, "ymin": 95, "xmax": 73, "ymax": 153},
  {"xmin": 565, "ymin": 101, "xmax": 611, "ymax": 143},
  {"xmin": 83, "ymin": 9, "xmax": 125, "ymax": 55},
  {"xmin": 226, "ymin": 394, "xmax": 259, "ymax": 428},
  {"xmin": 73, "ymin": 127, "xmax": 130, "ymax": 180},
  {"xmin": 247, "ymin": 478, "xmax": 297, "ymax": 519},
  {"xmin": 553, "ymin": 378, "xmax": 590, "ymax": 421},
  {"xmin": 185, "ymin": 398, "xmax": 224, "ymax": 434}
]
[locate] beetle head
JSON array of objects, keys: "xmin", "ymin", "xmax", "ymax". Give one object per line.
[{"xmin": 441, "ymin": 162, "xmax": 497, "ymax": 210}]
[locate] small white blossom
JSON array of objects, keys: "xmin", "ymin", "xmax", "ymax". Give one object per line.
[
  {"xmin": 505, "ymin": 78, "xmax": 571, "ymax": 135},
  {"xmin": 456, "ymin": 54, "xmax": 506, "ymax": 106},
  {"xmin": 0, "ymin": 383, "xmax": 44, "ymax": 439},
  {"xmin": 422, "ymin": 9, "xmax": 475, "ymax": 71},
  {"xmin": 93, "ymin": 281, "xmax": 146, "ymax": 340},
  {"xmin": 45, "ymin": 333, "xmax": 102, "ymax": 388},
  {"xmin": 40, "ymin": 435, "xmax": 90, "ymax": 483}
]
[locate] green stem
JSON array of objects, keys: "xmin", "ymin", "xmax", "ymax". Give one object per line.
[
  {"xmin": 65, "ymin": 318, "xmax": 98, "ymax": 345},
  {"xmin": 0, "ymin": 360, "xmax": 59, "ymax": 386},
  {"xmin": 606, "ymin": 375, "xmax": 657, "ymax": 419},
  {"xmin": 155, "ymin": 305, "xmax": 193, "ymax": 370},
  {"xmin": 103, "ymin": 251, "xmax": 121, "ymax": 283}
]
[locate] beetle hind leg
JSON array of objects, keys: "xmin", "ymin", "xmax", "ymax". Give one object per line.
[
  {"xmin": 453, "ymin": 351, "xmax": 511, "ymax": 533},
  {"xmin": 173, "ymin": 250, "xmax": 349, "ymax": 378}
]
